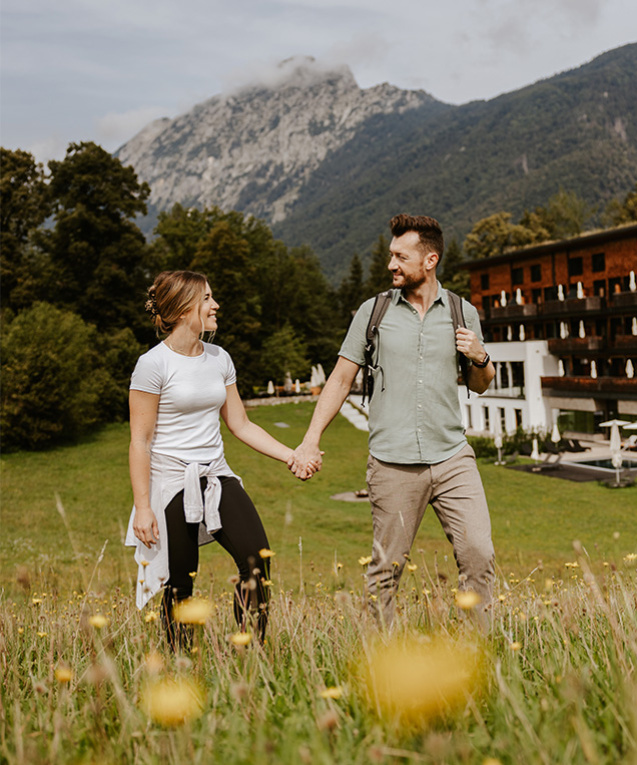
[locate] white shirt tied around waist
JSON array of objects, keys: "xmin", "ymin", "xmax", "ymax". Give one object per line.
[{"xmin": 125, "ymin": 452, "xmax": 240, "ymax": 609}]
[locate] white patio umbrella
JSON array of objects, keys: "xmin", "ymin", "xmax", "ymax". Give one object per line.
[
  {"xmin": 519, "ymin": 324, "xmax": 525, "ymax": 341},
  {"xmin": 601, "ymin": 420, "xmax": 629, "ymax": 485},
  {"xmin": 494, "ymin": 418, "xmax": 504, "ymax": 465},
  {"xmin": 515, "ymin": 288, "xmax": 523, "ymax": 305},
  {"xmin": 530, "ymin": 437, "xmax": 540, "ymax": 463},
  {"xmin": 317, "ymin": 364, "xmax": 326, "ymax": 385},
  {"xmin": 267, "ymin": 380, "xmax": 275, "ymax": 395},
  {"xmin": 627, "ymin": 359, "xmax": 635, "ymax": 379},
  {"xmin": 557, "ymin": 284, "xmax": 565, "ymax": 301},
  {"xmin": 551, "ymin": 421, "xmax": 561, "ymax": 444},
  {"xmin": 500, "ymin": 290, "xmax": 507, "ymax": 307},
  {"xmin": 558, "ymin": 359, "xmax": 565, "ymax": 377},
  {"xmin": 507, "ymin": 325, "xmax": 513, "ymax": 341},
  {"xmin": 579, "ymin": 320, "xmax": 586, "ymax": 338},
  {"xmin": 632, "ymin": 317, "xmax": 637, "ymax": 336},
  {"xmin": 590, "ymin": 360, "xmax": 597, "ymax": 379},
  {"xmin": 630, "ymin": 271, "xmax": 636, "ymax": 292},
  {"xmin": 577, "ymin": 282, "xmax": 584, "ymax": 299},
  {"xmin": 294, "ymin": 379, "xmax": 301, "ymax": 394},
  {"xmin": 560, "ymin": 321, "xmax": 569, "ymax": 339}
]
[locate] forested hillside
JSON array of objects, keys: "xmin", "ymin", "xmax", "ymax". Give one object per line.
[{"xmin": 274, "ymin": 44, "xmax": 637, "ymax": 279}]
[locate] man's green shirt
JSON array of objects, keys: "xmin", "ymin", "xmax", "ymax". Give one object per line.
[{"xmin": 339, "ymin": 283, "xmax": 483, "ymax": 465}]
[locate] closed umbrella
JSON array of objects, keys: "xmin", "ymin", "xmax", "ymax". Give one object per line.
[
  {"xmin": 294, "ymin": 379, "xmax": 301, "ymax": 394},
  {"xmin": 600, "ymin": 419, "xmax": 631, "ymax": 486},
  {"xmin": 500, "ymin": 290, "xmax": 507, "ymax": 307},
  {"xmin": 630, "ymin": 271, "xmax": 636, "ymax": 292},
  {"xmin": 531, "ymin": 437, "xmax": 540, "ymax": 462},
  {"xmin": 579, "ymin": 321, "xmax": 586, "ymax": 338},
  {"xmin": 515, "ymin": 288, "xmax": 523, "ymax": 305},
  {"xmin": 551, "ymin": 421, "xmax": 561, "ymax": 444},
  {"xmin": 558, "ymin": 284, "xmax": 565, "ymax": 301},
  {"xmin": 577, "ymin": 282, "xmax": 584, "ymax": 299},
  {"xmin": 591, "ymin": 360, "xmax": 597, "ymax": 379},
  {"xmin": 627, "ymin": 359, "xmax": 635, "ymax": 379},
  {"xmin": 494, "ymin": 419, "xmax": 504, "ymax": 465},
  {"xmin": 560, "ymin": 321, "xmax": 568, "ymax": 339},
  {"xmin": 267, "ymin": 380, "xmax": 275, "ymax": 395},
  {"xmin": 519, "ymin": 324, "xmax": 525, "ymax": 341},
  {"xmin": 558, "ymin": 359, "xmax": 565, "ymax": 377},
  {"xmin": 507, "ymin": 325, "xmax": 513, "ymax": 341},
  {"xmin": 632, "ymin": 317, "xmax": 637, "ymax": 336}
]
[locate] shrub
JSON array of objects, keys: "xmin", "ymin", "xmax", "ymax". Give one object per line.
[{"xmin": 1, "ymin": 303, "xmax": 116, "ymax": 449}]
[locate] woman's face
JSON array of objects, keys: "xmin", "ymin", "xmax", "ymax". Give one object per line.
[{"xmin": 181, "ymin": 283, "xmax": 219, "ymax": 334}]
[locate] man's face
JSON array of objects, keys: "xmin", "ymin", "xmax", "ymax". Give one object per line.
[{"xmin": 388, "ymin": 231, "xmax": 436, "ymax": 290}]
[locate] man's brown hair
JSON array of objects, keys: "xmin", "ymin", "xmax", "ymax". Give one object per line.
[{"xmin": 389, "ymin": 214, "xmax": 444, "ymax": 263}]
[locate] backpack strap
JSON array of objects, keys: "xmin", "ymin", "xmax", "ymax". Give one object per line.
[
  {"xmin": 361, "ymin": 290, "xmax": 392, "ymax": 405},
  {"xmin": 447, "ymin": 290, "xmax": 470, "ymax": 398}
]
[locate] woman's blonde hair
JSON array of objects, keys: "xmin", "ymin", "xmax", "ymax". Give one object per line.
[{"xmin": 145, "ymin": 271, "xmax": 208, "ymax": 335}]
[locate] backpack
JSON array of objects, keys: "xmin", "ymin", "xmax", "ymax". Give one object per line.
[{"xmin": 361, "ymin": 289, "xmax": 470, "ymax": 405}]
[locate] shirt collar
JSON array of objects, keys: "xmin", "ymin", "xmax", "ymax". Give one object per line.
[{"xmin": 395, "ymin": 281, "xmax": 445, "ymax": 306}]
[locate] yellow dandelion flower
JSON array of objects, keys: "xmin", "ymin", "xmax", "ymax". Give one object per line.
[
  {"xmin": 145, "ymin": 610, "xmax": 159, "ymax": 623},
  {"xmin": 37, "ymin": 631, "xmax": 48, "ymax": 638},
  {"xmin": 55, "ymin": 666, "xmax": 73, "ymax": 684},
  {"xmin": 406, "ymin": 564, "xmax": 418, "ymax": 572},
  {"xmin": 483, "ymin": 759, "xmax": 503, "ymax": 765},
  {"xmin": 17, "ymin": 627, "xmax": 24, "ymax": 634},
  {"xmin": 544, "ymin": 578, "xmax": 554, "ymax": 591},
  {"xmin": 624, "ymin": 553, "xmax": 637, "ymax": 563},
  {"xmin": 140, "ymin": 560, "xmax": 150, "ymax": 568},
  {"xmin": 31, "ymin": 598, "xmax": 43, "ymax": 605},
  {"xmin": 498, "ymin": 594, "xmax": 506, "ymax": 602},
  {"xmin": 455, "ymin": 590, "xmax": 482, "ymax": 610},
  {"xmin": 173, "ymin": 598, "xmax": 213, "ymax": 625},
  {"xmin": 89, "ymin": 614, "xmax": 109, "ymax": 629},
  {"xmin": 142, "ymin": 678, "xmax": 204, "ymax": 727},
  {"xmin": 320, "ymin": 686, "xmax": 343, "ymax": 700},
  {"xmin": 189, "ymin": 571, "xmax": 197, "ymax": 579},
  {"xmin": 358, "ymin": 556, "xmax": 372, "ymax": 566},
  {"xmin": 261, "ymin": 580, "xmax": 273, "ymax": 587},
  {"xmin": 362, "ymin": 636, "xmax": 483, "ymax": 722},
  {"xmin": 259, "ymin": 548, "xmax": 276, "ymax": 558},
  {"xmin": 230, "ymin": 632, "xmax": 252, "ymax": 646},
  {"xmin": 510, "ymin": 642, "xmax": 522, "ymax": 651}
]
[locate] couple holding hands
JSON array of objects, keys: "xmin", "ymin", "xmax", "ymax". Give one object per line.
[{"xmin": 127, "ymin": 214, "xmax": 496, "ymax": 647}]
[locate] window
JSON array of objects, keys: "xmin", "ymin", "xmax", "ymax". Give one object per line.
[
  {"xmin": 480, "ymin": 274, "xmax": 490, "ymax": 290},
  {"xmin": 483, "ymin": 406, "xmax": 490, "ymax": 431},
  {"xmin": 465, "ymin": 406, "xmax": 472, "ymax": 429},
  {"xmin": 514, "ymin": 409, "xmax": 523, "ymax": 429},
  {"xmin": 593, "ymin": 279, "xmax": 606, "ymax": 297},
  {"xmin": 592, "ymin": 252, "xmax": 605, "ymax": 272},
  {"xmin": 532, "ymin": 288, "xmax": 542, "ymax": 304},
  {"xmin": 511, "ymin": 362, "xmax": 525, "ymax": 389},
  {"xmin": 544, "ymin": 285, "xmax": 558, "ymax": 301},
  {"xmin": 512, "ymin": 267, "xmax": 524, "ymax": 285},
  {"xmin": 530, "ymin": 264, "xmax": 541, "ymax": 282},
  {"xmin": 499, "ymin": 407, "xmax": 506, "ymax": 432},
  {"xmin": 482, "ymin": 295, "xmax": 492, "ymax": 310},
  {"xmin": 568, "ymin": 257, "xmax": 583, "ymax": 277}
]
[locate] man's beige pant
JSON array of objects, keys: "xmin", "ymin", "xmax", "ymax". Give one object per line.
[{"xmin": 366, "ymin": 443, "xmax": 495, "ymax": 628}]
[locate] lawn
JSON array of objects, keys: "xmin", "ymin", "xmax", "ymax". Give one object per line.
[
  {"xmin": 1, "ymin": 401, "xmax": 634, "ymax": 599},
  {"xmin": 1, "ymin": 402, "xmax": 636, "ymax": 764}
]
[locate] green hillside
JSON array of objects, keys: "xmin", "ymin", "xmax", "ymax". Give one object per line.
[{"xmin": 274, "ymin": 44, "xmax": 637, "ymax": 281}]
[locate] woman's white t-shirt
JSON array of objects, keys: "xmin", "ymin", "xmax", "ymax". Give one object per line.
[{"xmin": 130, "ymin": 341, "xmax": 237, "ymax": 463}]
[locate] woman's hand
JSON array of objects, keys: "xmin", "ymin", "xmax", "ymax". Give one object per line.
[{"xmin": 133, "ymin": 506, "xmax": 159, "ymax": 548}]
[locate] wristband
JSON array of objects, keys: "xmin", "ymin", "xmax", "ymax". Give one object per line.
[{"xmin": 472, "ymin": 352, "xmax": 490, "ymax": 368}]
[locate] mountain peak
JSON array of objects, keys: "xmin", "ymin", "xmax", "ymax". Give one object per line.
[{"xmin": 231, "ymin": 55, "xmax": 357, "ymax": 96}]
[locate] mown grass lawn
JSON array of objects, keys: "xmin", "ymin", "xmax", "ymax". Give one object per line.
[{"xmin": 1, "ymin": 401, "xmax": 634, "ymax": 600}]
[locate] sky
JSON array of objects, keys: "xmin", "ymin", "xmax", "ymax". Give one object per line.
[{"xmin": 2, "ymin": 0, "xmax": 636, "ymax": 165}]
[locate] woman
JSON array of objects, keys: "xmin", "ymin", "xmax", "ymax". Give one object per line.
[{"xmin": 125, "ymin": 270, "xmax": 308, "ymax": 647}]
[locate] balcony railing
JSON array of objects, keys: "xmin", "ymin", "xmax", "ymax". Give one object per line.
[
  {"xmin": 541, "ymin": 376, "xmax": 637, "ymax": 395},
  {"xmin": 542, "ymin": 296, "xmax": 603, "ymax": 315},
  {"xmin": 490, "ymin": 304, "xmax": 538, "ymax": 319},
  {"xmin": 547, "ymin": 337, "xmax": 606, "ymax": 353},
  {"xmin": 610, "ymin": 292, "xmax": 637, "ymax": 309},
  {"xmin": 612, "ymin": 336, "xmax": 637, "ymax": 353}
]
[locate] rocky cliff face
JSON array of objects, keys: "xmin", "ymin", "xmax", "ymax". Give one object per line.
[{"xmin": 115, "ymin": 57, "xmax": 437, "ymax": 225}]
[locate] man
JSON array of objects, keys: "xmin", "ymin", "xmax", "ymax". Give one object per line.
[{"xmin": 289, "ymin": 214, "xmax": 496, "ymax": 628}]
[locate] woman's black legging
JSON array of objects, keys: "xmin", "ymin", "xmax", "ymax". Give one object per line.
[{"xmin": 162, "ymin": 475, "xmax": 270, "ymax": 640}]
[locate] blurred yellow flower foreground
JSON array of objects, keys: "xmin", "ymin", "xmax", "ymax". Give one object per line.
[
  {"xmin": 142, "ymin": 677, "xmax": 204, "ymax": 727},
  {"xmin": 361, "ymin": 635, "xmax": 484, "ymax": 722},
  {"xmin": 173, "ymin": 598, "xmax": 213, "ymax": 625}
]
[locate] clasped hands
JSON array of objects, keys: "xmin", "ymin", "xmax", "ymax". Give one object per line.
[{"xmin": 287, "ymin": 442, "xmax": 324, "ymax": 481}]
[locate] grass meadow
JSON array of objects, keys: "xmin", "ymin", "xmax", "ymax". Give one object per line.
[{"xmin": 1, "ymin": 401, "xmax": 636, "ymax": 764}]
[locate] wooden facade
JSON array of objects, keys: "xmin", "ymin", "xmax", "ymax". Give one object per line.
[{"xmin": 465, "ymin": 224, "xmax": 637, "ymax": 427}]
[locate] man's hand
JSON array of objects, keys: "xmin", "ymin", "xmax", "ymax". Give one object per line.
[
  {"xmin": 133, "ymin": 506, "xmax": 159, "ymax": 548},
  {"xmin": 287, "ymin": 443, "xmax": 324, "ymax": 481},
  {"xmin": 455, "ymin": 327, "xmax": 487, "ymax": 364}
]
